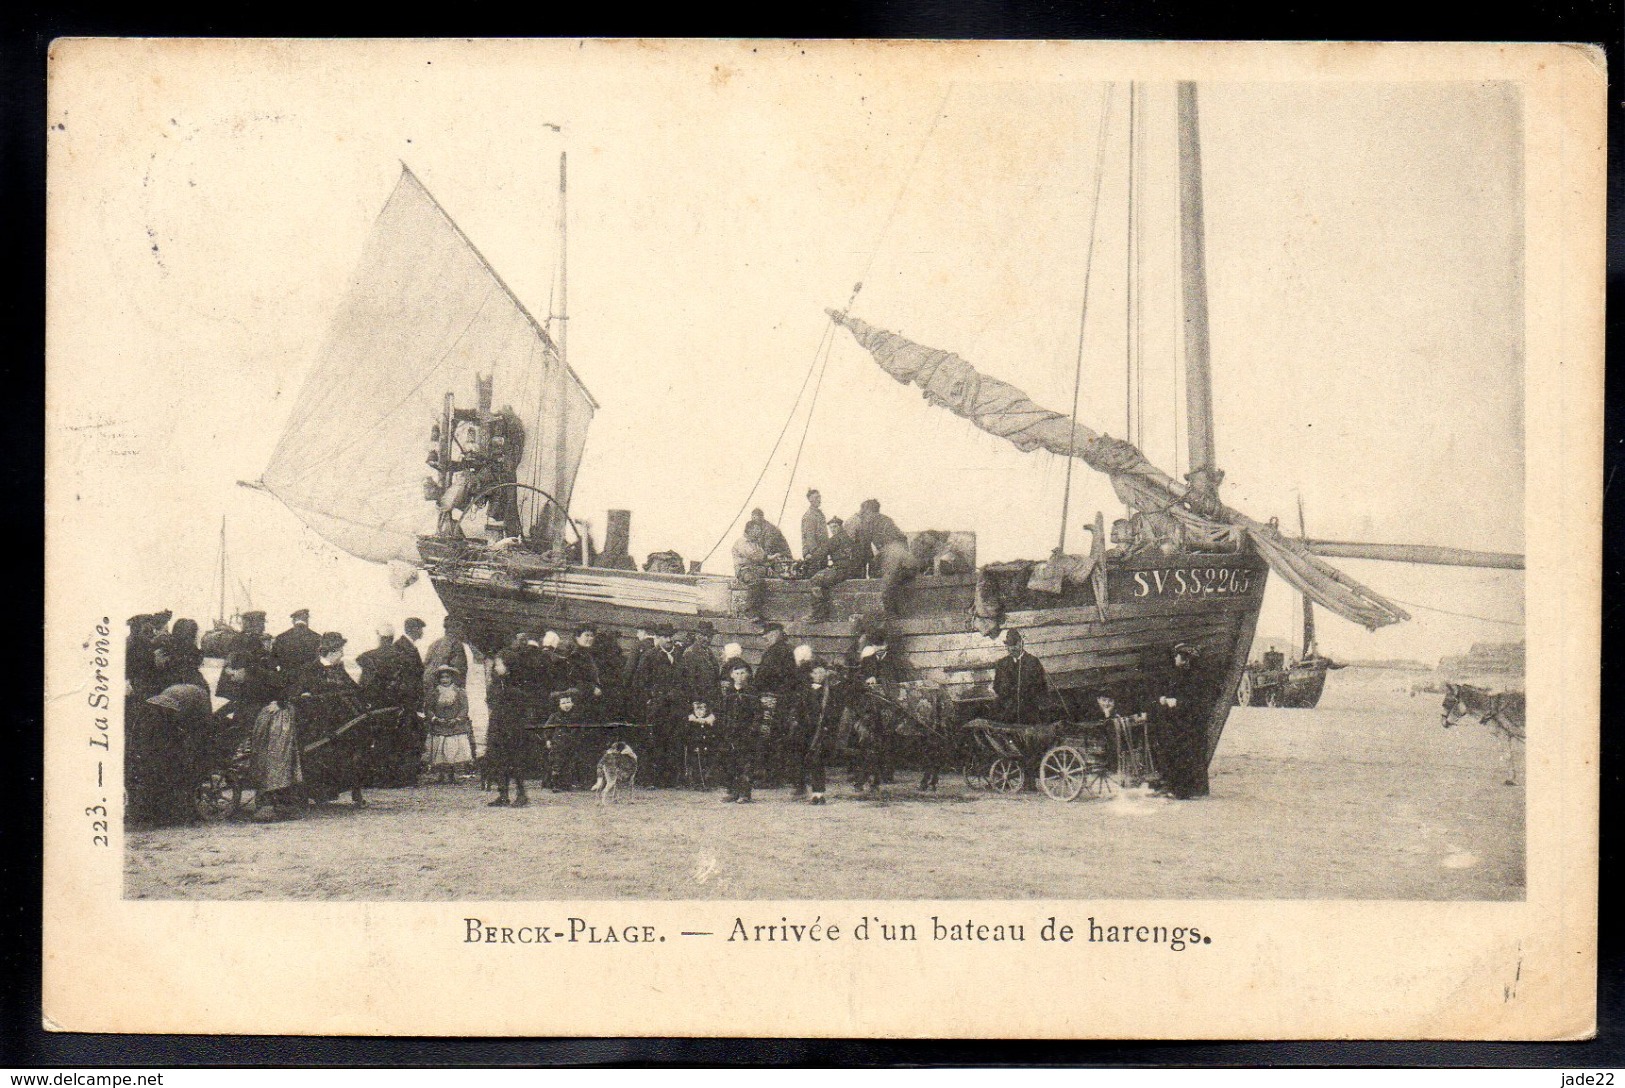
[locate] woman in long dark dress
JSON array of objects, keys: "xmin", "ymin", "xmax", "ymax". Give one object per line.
[{"xmin": 126, "ymin": 684, "xmax": 213, "ymax": 826}]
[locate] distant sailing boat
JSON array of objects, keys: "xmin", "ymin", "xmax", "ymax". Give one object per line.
[
  {"xmin": 199, "ymin": 517, "xmax": 251, "ymax": 659},
  {"xmin": 1237, "ymin": 499, "xmax": 1347, "ymax": 708},
  {"xmin": 250, "ymin": 85, "xmax": 1517, "ymax": 783}
]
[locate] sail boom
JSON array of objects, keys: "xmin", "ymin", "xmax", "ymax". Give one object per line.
[{"xmin": 1300, "ymin": 540, "xmax": 1525, "ymax": 570}]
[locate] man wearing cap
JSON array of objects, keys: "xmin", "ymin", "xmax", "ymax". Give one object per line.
[
  {"xmin": 1148, "ymin": 643, "xmax": 1213, "ymax": 799},
  {"xmin": 717, "ymin": 659, "xmax": 762, "ymax": 803},
  {"xmin": 272, "ymin": 609, "xmax": 322, "ymax": 676},
  {"xmin": 993, "ymin": 628, "xmax": 1051, "ymax": 725},
  {"xmin": 357, "ymin": 625, "xmax": 405, "ymax": 710},
  {"xmin": 395, "ymin": 618, "xmax": 427, "ymax": 674},
  {"xmin": 746, "ymin": 508, "xmax": 792, "ymax": 560},
  {"xmin": 631, "ymin": 624, "xmax": 686, "ymax": 786},
  {"xmin": 801, "ymin": 515, "xmax": 864, "ymax": 623},
  {"xmin": 755, "ymin": 622, "xmax": 800, "ymax": 786},
  {"xmin": 791, "ymin": 657, "xmax": 843, "ymax": 803},
  {"xmin": 392, "ymin": 617, "xmax": 427, "ymax": 714},
  {"xmin": 800, "ymin": 489, "xmax": 829, "ymax": 560},
  {"xmin": 852, "ymin": 634, "xmax": 900, "ymax": 795}
]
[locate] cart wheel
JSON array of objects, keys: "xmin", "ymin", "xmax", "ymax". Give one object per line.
[
  {"xmin": 988, "ymin": 757, "xmax": 1026, "ymax": 794},
  {"xmin": 1081, "ymin": 763, "xmax": 1118, "ymax": 800},
  {"xmin": 962, "ymin": 759, "xmax": 989, "ymax": 791},
  {"xmin": 194, "ymin": 772, "xmax": 238, "ymax": 822},
  {"xmin": 1236, "ymin": 672, "xmax": 1253, "ymax": 707},
  {"xmin": 1039, "ymin": 745, "xmax": 1088, "ymax": 802}
]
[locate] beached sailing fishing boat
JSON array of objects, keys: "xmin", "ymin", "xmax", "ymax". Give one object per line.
[{"xmin": 249, "ymin": 84, "xmax": 1457, "ymax": 777}]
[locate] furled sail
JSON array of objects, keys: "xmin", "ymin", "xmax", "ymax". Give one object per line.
[
  {"xmin": 261, "ymin": 166, "xmax": 596, "ymax": 564},
  {"xmin": 828, "ymin": 310, "xmax": 1409, "ymax": 630}
]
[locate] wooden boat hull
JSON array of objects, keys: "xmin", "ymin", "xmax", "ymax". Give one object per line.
[
  {"xmin": 1240, "ymin": 657, "xmax": 1332, "ymax": 709},
  {"xmin": 423, "ymin": 541, "xmax": 1267, "ymax": 767}
]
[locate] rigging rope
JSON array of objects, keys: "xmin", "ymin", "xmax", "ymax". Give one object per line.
[
  {"xmin": 705, "ymin": 82, "xmax": 958, "ymax": 561},
  {"xmin": 1386, "ymin": 597, "xmax": 1524, "ymax": 627},
  {"xmin": 777, "ymin": 322, "xmax": 837, "ymax": 525},
  {"xmin": 1057, "ymin": 83, "xmax": 1118, "ymax": 555}
]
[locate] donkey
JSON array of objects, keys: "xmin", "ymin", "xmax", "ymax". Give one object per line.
[{"xmin": 1441, "ymin": 682, "xmax": 1526, "ymax": 786}]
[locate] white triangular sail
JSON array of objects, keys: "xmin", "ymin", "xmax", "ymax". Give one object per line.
[{"xmin": 262, "ymin": 167, "xmax": 595, "ymax": 564}]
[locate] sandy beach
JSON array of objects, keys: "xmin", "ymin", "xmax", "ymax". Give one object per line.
[{"xmin": 123, "ymin": 669, "xmax": 1523, "ymax": 901}]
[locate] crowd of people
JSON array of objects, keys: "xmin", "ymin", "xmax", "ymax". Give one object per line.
[{"xmin": 125, "ymin": 593, "xmax": 1217, "ymax": 829}]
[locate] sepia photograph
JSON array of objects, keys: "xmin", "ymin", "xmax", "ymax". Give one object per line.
[{"xmin": 42, "ymin": 39, "xmax": 1600, "ymax": 1038}]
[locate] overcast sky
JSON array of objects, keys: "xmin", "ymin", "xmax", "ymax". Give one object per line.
[{"xmin": 50, "ymin": 43, "xmax": 1525, "ymax": 661}]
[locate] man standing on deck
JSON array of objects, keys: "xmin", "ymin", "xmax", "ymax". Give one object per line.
[
  {"xmin": 800, "ymin": 489, "xmax": 829, "ymax": 560},
  {"xmin": 631, "ymin": 624, "xmax": 686, "ymax": 787},
  {"xmin": 993, "ymin": 629, "xmax": 1051, "ymax": 725},
  {"xmin": 802, "ymin": 515, "xmax": 863, "ymax": 623},
  {"xmin": 847, "ymin": 499, "xmax": 920, "ymax": 616},
  {"xmin": 272, "ymin": 609, "xmax": 321, "ymax": 676}
]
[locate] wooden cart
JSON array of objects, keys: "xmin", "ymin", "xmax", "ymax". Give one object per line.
[{"xmin": 961, "ymin": 713, "xmax": 1158, "ymax": 801}]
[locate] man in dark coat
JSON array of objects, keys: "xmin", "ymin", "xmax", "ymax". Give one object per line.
[
  {"xmin": 272, "ymin": 608, "xmax": 322, "ymax": 676},
  {"xmin": 992, "ymin": 628, "xmax": 1051, "ymax": 725},
  {"xmin": 852, "ymin": 636, "xmax": 901, "ymax": 795},
  {"xmin": 717, "ymin": 659, "xmax": 762, "ymax": 803},
  {"xmin": 791, "ymin": 658, "xmax": 843, "ymax": 804},
  {"xmin": 391, "ymin": 616, "xmax": 427, "ymax": 728},
  {"xmin": 590, "ymin": 628, "xmax": 627, "ymax": 717},
  {"xmin": 357, "ymin": 625, "xmax": 407, "ymax": 711},
  {"xmin": 486, "ymin": 633, "xmax": 540, "ymax": 805},
  {"xmin": 680, "ymin": 621, "xmax": 722, "ymax": 705},
  {"xmin": 755, "ymin": 622, "xmax": 799, "ymax": 786},
  {"xmin": 800, "ymin": 488, "xmax": 829, "ymax": 560},
  {"xmin": 126, "ymin": 614, "xmax": 160, "ymax": 699},
  {"xmin": 1148, "ymin": 643, "xmax": 1213, "ymax": 799},
  {"xmin": 630, "ymin": 624, "xmax": 686, "ymax": 786}
]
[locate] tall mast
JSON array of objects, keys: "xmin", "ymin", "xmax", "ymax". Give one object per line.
[
  {"xmin": 1176, "ymin": 82, "xmax": 1221, "ymax": 503},
  {"xmin": 556, "ymin": 150, "xmax": 569, "ymax": 369},
  {"xmin": 1297, "ymin": 497, "xmax": 1315, "ymax": 659},
  {"xmin": 216, "ymin": 517, "xmax": 227, "ymax": 626},
  {"xmin": 552, "ymin": 150, "xmax": 573, "ymax": 552}
]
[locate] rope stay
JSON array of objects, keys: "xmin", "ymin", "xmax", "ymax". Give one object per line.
[
  {"xmin": 704, "ymin": 82, "xmax": 958, "ymax": 562},
  {"xmin": 1056, "ymin": 82, "xmax": 1118, "ymax": 556}
]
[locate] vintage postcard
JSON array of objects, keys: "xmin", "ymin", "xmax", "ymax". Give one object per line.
[{"xmin": 43, "ymin": 39, "xmax": 1602, "ymax": 1038}]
